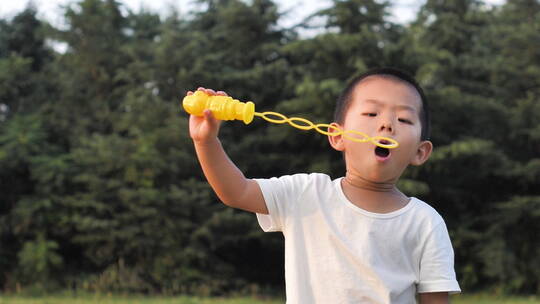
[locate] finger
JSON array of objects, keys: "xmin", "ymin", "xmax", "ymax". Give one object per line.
[
  {"xmin": 197, "ymin": 87, "xmax": 205, "ymax": 91},
  {"xmin": 206, "ymin": 88, "xmax": 217, "ymax": 96},
  {"xmin": 204, "ymin": 109, "xmax": 214, "ymax": 117},
  {"xmin": 203, "ymin": 109, "xmax": 217, "ymax": 124},
  {"xmin": 187, "ymin": 90, "xmax": 193, "ymax": 95},
  {"xmin": 189, "ymin": 114, "xmax": 204, "ymax": 125},
  {"xmin": 216, "ymin": 90, "xmax": 228, "ymax": 96}
]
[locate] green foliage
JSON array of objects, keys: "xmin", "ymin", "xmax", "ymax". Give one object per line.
[
  {"xmin": 16, "ymin": 233, "xmax": 63, "ymax": 289},
  {"xmin": 0, "ymin": 0, "xmax": 539, "ymax": 296},
  {"xmin": 480, "ymin": 196, "xmax": 540, "ymax": 293}
]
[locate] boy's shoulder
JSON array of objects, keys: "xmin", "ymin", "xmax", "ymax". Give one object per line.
[
  {"xmin": 282, "ymin": 172, "xmax": 332, "ymax": 180},
  {"xmin": 258, "ymin": 172, "xmax": 336, "ymax": 200},
  {"xmin": 409, "ymin": 197, "xmax": 446, "ymax": 230},
  {"xmin": 412, "ymin": 197, "xmax": 443, "ymax": 215},
  {"xmin": 270, "ymin": 172, "xmax": 333, "ymax": 186}
]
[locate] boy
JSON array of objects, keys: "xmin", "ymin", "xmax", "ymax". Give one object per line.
[{"xmin": 188, "ymin": 68, "xmax": 461, "ymax": 303}]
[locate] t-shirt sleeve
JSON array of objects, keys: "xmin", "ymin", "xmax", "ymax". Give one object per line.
[
  {"xmin": 253, "ymin": 174, "xmax": 309, "ymax": 232},
  {"xmin": 417, "ymin": 221, "xmax": 461, "ymax": 294}
]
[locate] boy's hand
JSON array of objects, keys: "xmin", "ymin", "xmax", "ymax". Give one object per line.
[{"xmin": 188, "ymin": 87, "xmax": 228, "ymax": 144}]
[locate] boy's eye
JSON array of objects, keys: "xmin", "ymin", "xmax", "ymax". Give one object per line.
[
  {"xmin": 363, "ymin": 113, "xmax": 377, "ymax": 117},
  {"xmin": 398, "ymin": 118, "xmax": 412, "ymax": 124}
]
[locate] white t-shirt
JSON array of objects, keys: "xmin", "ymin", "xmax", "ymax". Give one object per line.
[{"xmin": 255, "ymin": 173, "xmax": 460, "ymax": 304}]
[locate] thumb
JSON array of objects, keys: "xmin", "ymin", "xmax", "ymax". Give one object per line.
[{"xmin": 204, "ymin": 109, "xmax": 220, "ymax": 128}]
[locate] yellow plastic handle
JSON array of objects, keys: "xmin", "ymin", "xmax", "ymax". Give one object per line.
[
  {"xmin": 181, "ymin": 91, "xmax": 399, "ymax": 149},
  {"xmin": 182, "ymin": 90, "xmax": 255, "ymax": 124}
]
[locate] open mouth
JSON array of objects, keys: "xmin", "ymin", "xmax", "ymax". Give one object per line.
[
  {"xmin": 374, "ymin": 140, "xmax": 391, "ymax": 158},
  {"xmin": 375, "ymin": 146, "xmax": 390, "ymax": 157}
]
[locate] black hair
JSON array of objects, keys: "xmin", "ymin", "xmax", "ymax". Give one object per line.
[{"xmin": 334, "ymin": 67, "xmax": 431, "ymax": 141}]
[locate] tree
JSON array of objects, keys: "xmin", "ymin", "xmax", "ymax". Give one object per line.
[
  {"xmin": 1, "ymin": 0, "xmax": 539, "ymax": 295},
  {"xmin": 0, "ymin": 6, "xmax": 57, "ymax": 289}
]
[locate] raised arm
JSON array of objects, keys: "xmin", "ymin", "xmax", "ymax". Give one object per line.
[{"xmin": 188, "ymin": 88, "xmax": 268, "ymax": 214}]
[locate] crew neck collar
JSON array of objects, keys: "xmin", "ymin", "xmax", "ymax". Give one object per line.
[{"xmin": 334, "ymin": 177, "xmax": 417, "ymax": 219}]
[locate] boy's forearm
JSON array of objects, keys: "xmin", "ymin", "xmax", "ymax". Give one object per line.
[
  {"xmin": 193, "ymin": 138, "xmax": 267, "ymax": 213},
  {"xmin": 194, "ymin": 138, "xmax": 247, "ymax": 204}
]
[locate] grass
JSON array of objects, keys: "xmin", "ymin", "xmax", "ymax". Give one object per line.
[
  {"xmin": 451, "ymin": 293, "xmax": 540, "ymax": 304},
  {"xmin": 1, "ymin": 294, "xmax": 280, "ymax": 304},
  {"xmin": 0, "ymin": 293, "xmax": 283, "ymax": 304},
  {"xmin": 0, "ymin": 293, "xmax": 538, "ymax": 304}
]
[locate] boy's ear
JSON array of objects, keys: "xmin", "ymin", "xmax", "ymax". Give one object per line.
[
  {"xmin": 328, "ymin": 122, "xmax": 345, "ymax": 151},
  {"xmin": 411, "ymin": 140, "xmax": 433, "ymax": 166}
]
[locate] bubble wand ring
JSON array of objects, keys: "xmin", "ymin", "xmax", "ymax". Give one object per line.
[{"xmin": 182, "ymin": 91, "xmax": 399, "ymax": 149}]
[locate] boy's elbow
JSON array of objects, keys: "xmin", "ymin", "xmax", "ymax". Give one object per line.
[
  {"xmin": 219, "ymin": 193, "xmax": 249, "ymax": 210},
  {"xmin": 218, "ymin": 180, "xmax": 268, "ymax": 214},
  {"xmin": 238, "ymin": 180, "xmax": 268, "ymax": 214},
  {"xmin": 212, "ymin": 185, "xmax": 245, "ymax": 209},
  {"xmin": 214, "ymin": 191, "xmax": 238, "ymax": 208},
  {"xmin": 220, "ymin": 197, "xmax": 239, "ymax": 208},
  {"xmin": 218, "ymin": 193, "xmax": 250, "ymax": 210}
]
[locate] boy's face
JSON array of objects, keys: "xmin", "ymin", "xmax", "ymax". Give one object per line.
[{"xmin": 329, "ymin": 77, "xmax": 433, "ymax": 183}]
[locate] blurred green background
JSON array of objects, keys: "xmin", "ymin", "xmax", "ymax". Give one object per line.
[{"xmin": 0, "ymin": 0, "xmax": 539, "ymax": 299}]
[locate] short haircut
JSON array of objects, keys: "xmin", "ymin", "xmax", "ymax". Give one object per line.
[{"xmin": 334, "ymin": 67, "xmax": 431, "ymax": 141}]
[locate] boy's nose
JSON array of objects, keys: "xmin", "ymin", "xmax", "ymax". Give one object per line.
[{"xmin": 379, "ymin": 121, "xmax": 394, "ymax": 134}]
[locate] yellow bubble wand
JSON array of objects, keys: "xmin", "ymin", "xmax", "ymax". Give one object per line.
[{"xmin": 182, "ymin": 91, "xmax": 399, "ymax": 149}]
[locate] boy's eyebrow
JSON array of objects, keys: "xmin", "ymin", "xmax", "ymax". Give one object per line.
[{"xmin": 364, "ymin": 98, "xmax": 417, "ymax": 113}]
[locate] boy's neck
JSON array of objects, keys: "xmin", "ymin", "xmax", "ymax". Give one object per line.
[{"xmin": 341, "ymin": 172, "xmax": 410, "ymax": 213}]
